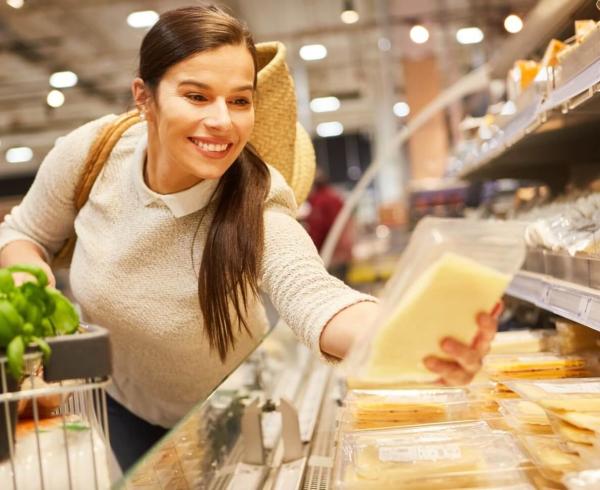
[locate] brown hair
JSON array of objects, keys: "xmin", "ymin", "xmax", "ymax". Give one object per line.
[{"xmin": 138, "ymin": 5, "xmax": 271, "ymax": 361}]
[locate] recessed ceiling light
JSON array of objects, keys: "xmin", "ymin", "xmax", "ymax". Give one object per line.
[
  {"xmin": 127, "ymin": 10, "xmax": 159, "ymax": 29},
  {"xmin": 6, "ymin": 147, "xmax": 33, "ymax": 164},
  {"xmin": 49, "ymin": 71, "xmax": 78, "ymax": 89},
  {"xmin": 504, "ymin": 14, "xmax": 523, "ymax": 34},
  {"xmin": 393, "ymin": 101, "xmax": 410, "ymax": 118},
  {"xmin": 378, "ymin": 37, "xmax": 392, "ymax": 51},
  {"xmin": 47, "ymin": 89, "xmax": 65, "ymax": 108},
  {"xmin": 341, "ymin": 0, "xmax": 359, "ymax": 24},
  {"xmin": 410, "ymin": 25, "xmax": 430, "ymax": 44},
  {"xmin": 310, "ymin": 96, "xmax": 340, "ymax": 113},
  {"xmin": 7, "ymin": 0, "xmax": 24, "ymax": 9},
  {"xmin": 316, "ymin": 121, "xmax": 344, "ymax": 137},
  {"xmin": 299, "ymin": 44, "xmax": 327, "ymax": 61},
  {"xmin": 456, "ymin": 27, "xmax": 484, "ymax": 45}
]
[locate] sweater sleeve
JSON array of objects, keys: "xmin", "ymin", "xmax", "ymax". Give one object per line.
[
  {"xmin": 0, "ymin": 114, "xmax": 117, "ymax": 259},
  {"xmin": 260, "ymin": 169, "xmax": 377, "ymax": 361}
]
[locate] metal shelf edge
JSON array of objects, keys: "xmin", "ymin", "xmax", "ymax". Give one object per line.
[{"xmin": 507, "ymin": 271, "xmax": 600, "ymax": 332}]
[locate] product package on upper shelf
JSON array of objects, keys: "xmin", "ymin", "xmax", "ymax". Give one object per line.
[{"xmin": 342, "ymin": 218, "xmax": 527, "ymax": 387}]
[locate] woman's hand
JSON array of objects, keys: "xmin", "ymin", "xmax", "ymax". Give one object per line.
[{"xmin": 423, "ymin": 302, "xmax": 503, "ymax": 386}]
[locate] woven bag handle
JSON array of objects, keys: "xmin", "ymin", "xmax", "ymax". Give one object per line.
[{"xmin": 53, "ymin": 110, "xmax": 142, "ymax": 266}]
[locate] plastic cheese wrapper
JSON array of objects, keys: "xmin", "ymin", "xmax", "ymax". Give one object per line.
[
  {"xmin": 506, "ymin": 378, "xmax": 600, "ymax": 412},
  {"xmin": 564, "ymin": 469, "xmax": 600, "ymax": 490},
  {"xmin": 333, "ymin": 424, "xmax": 523, "ymax": 490},
  {"xmin": 343, "ymin": 218, "xmax": 526, "ymax": 386}
]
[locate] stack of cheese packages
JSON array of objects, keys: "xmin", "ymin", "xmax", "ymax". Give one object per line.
[
  {"xmin": 336, "ymin": 218, "xmax": 542, "ymax": 488},
  {"xmin": 504, "ymin": 378, "xmax": 600, "ymax": 488}
]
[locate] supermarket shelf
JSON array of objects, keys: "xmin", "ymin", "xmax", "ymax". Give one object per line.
[
  {"xmin": 507, "ymin": 270, "xmax": 600, "ymax": 332},
  {"xmin": 458, "ymin": 49, "xmax": 600, "ymax": 182}
]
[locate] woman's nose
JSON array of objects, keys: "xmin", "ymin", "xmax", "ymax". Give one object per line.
[{"xmin": 203, "ymin": 99, "xmax": 232, "ymax": 131}]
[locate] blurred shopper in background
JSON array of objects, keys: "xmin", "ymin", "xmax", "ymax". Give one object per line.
[{"xmin": 306, "ymin": 169, "xmax": 354, "ymax": 280}]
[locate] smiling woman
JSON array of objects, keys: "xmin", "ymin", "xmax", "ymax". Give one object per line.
[{"xmin": 0, "ymin": 3, "xmax": 499, "ymax": 474}]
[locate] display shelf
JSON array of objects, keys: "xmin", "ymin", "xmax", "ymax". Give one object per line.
[
  {"xmin": 507, "ymin": 270, "xmax": 600, "ymax": 331},
  {"xmin": 458, "ymin": 45, "xmax": 600, "ymax": 182}
]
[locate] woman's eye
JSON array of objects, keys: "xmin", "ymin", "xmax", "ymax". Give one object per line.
[
  {"xmin": 186, "ymin": 94, "xmax": 207, "ymax": 102},
  {"xmin": 232, "ymin": 98, "xmax": 251, "ymax": 106}
]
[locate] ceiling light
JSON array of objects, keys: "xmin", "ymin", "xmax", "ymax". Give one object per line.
[
  {"xmin": 47, "ymin": 90, "xmax": 65, "ymax": 108},
  {"xmin": 393, "ymin": 101, "xmax": 410, "ymax": 118},
  {"xmin": 127, "ymin": 10, "xmax": 159, "ymax": 29},
  {"xmin": 6, "ymin": 147, "xmax": 33, "ymax": 164},
  {"xmin": 310, "ymin": 96, "xmax": 340, "ymax": 113},
  {"xmin": 299, "ymin": 44, "xmax": 327, "ymax": 61},
  {"xmin": 341, "ymin": 0, "xmax": 359, "ymax": 24},
  {"xmin": 49, "ymin": 71, "xmax": 78, "ymax": 89},
  {"xmin": 378, "ymin": 37, "xmax": 391, "ymax": 51},
  {"xmin": 504, "ymin": 14, "xmax": 523, "ymax": 34},
  {"xmin": 316, "ymin": 121, "xmax": 344, "ymax": 137},
  {"xmin": 410, "ymin": 25, "xmax": 430, "ymax": 44},
  {"xmin": 456, "ymin": 27, "xmax": 484, "ymax": 45},
  {"xmin": 7, "ymin": 0, "xmax": 24, "ymax": 8}
]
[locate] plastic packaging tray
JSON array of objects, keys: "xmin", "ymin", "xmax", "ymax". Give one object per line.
[
  {"xmin": 519, "ymin": 435, "xmax": 582, "ymax": 483},
  {"xmin": 506, "ymin": 378, "xmax": 600, "ymax": 412},
  {"xmin": 483, "ymin": 353, "xmax": 589, "ymax": 381},
  {"xmin": 333, "ymin": 424, "xmax": 522, "ymax": 489},
  {"xmin": 343, "ymin": 388, "xmax": 500, "ymax": 430}
]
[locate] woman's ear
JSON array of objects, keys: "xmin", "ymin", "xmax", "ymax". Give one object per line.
[{"xmin": 131, "ymin": 78, "xmax": 150, "ymax": 116}]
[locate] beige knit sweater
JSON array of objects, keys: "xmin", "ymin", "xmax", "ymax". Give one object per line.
[{"xmin": 0, "ymin": 115, "xmax": 374, "ymax": 427}]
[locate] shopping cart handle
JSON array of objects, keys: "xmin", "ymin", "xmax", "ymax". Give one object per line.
[{"xmin": 43, "ymin": 323, "xmax": 112, "ymax": 382}]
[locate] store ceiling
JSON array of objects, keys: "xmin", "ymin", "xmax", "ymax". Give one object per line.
[{"xmin": 0, "ymin": 0, "xmax": 551, "ymax": 178}]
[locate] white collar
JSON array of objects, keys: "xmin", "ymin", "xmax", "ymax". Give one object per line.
[{"xmin": 132, "ymin": 133, "xmax": 220, "ymax": 218}]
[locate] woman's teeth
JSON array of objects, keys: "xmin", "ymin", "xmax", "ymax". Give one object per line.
[{"xmin": 190, "ymin": 139, "xmax": 229, "ymax": 152}]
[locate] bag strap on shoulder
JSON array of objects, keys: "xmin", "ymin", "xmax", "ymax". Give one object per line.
[{"xmin": 53, "ymin": 110, "xmax": 141, "ymax": 266}]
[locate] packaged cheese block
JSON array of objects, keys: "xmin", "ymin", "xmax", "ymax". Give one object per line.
[
  {"xmin": 515, "ymin": 60, "xmax": 541, "ymax": 90},
  {"xmin": 541, "ymin": 39, "xmax": 567, "ymax": 67},
  {"xmin": 489, "ymin": 330, "xmax": 547, "ymax": 355},
  {"xmin": 365, "ymin": 253, "xmax": 510, "ymax": 382},
  {"xmin": 575, "ymin": 20, "xmax": 597, "ymax": 43}
]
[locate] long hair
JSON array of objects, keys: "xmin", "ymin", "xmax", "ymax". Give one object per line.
[{"xmin": 138, "ymin": 5, "xmax": 271, "ymax": 361}]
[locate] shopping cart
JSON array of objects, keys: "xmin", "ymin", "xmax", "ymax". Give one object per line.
[{"xmin": 0, "ymin": 324, "xmax": 112, "ymax": 490}]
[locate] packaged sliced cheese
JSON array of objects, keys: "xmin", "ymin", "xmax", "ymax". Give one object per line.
[
  {"xmin": 343, "ymin": 218, "xmax": 526, "ymax": 387},
  {"xmin": 499, "ymin": 399, "xmax": 550, "ymax": 426},
  {"xmin": 519, "ymin": 435, "xmax": 581, "ymax": 482},
  {"xmin": 343, "ymin": 387, "xmax": 497, "ymax": 430},
  {"xmin": 554, "ymin": 411, "xmax": 600, "ymax": 433},
  {"xmin": 334, "ymin": 427, "xmax": 521, "ymax": 489},
  {"xmin": 507, "ymin": 378, "xmax": 600, "ymax": 412},
  {"xmin": 484, "ymin": 353, "xmax": 588, "ymax": 381}
]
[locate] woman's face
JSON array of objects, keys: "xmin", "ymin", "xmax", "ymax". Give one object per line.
[{"xmin": 138, "ymin": 44, "xmax": 256, "ymax": 190}]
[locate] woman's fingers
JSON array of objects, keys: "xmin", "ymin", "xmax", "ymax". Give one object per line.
[
  {"xmin": 472, "ymin": 311, "xmax": 499, "ymax": 357},
  {"xmin": 440, "ymin": 338, "xmax": 482, "ymax": 373},
  {"xmin": 423, "ymin": 356, "xmax": 473, "ymax": 386}
]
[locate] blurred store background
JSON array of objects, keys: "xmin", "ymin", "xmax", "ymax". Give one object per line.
[{"xmin": 1, "ymin": 0, "xmax": 599, "ymax": 291}]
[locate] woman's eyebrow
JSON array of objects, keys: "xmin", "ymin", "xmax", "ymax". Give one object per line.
[{"xmin": 178, "ymin": 80, "xmax": 253, "ymax": 92}]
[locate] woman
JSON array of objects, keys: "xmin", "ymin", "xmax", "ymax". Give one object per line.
[{"xmin": 0, "ymin": 5, "xmax": 498, "ymax": 471}]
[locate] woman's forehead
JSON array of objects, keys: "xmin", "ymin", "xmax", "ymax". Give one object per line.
[{"xmin": 165, "ymin": 44, "xmax": 255, "ymax": 87}]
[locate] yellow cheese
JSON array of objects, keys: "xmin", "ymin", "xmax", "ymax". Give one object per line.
[
  {"xmin": 541, "ymin": 39, "xmax": 567, "ymax": 67},
  {"xmin": 365, "ymin": 253, "xmax": 510, "ymax": 382},
  {"xmin": 557, "ymin": 411, "xmax": 600, "ymax": 433},
  {"xmin": 554, "ymin": 419, "xmax": 597, "ymax": 445},
  {"xmin": 575, "ymin": 20, "xmax": 597, "ymax": 43},
  {"xmin": 515, "ymin": 60, "xmax": 540, "ymax": 90}
]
